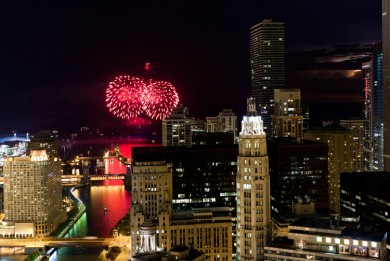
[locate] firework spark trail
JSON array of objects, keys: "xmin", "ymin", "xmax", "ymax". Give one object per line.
[
  {"xmin": 106, "ymin": 75, "xmax": 180, "ymax": 121},
  {"xmin": 142, "ymin": 81, "xmax": 179, "ymax": 120}
]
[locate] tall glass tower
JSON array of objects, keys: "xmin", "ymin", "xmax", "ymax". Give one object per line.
[
  {"xmin": 250, "ymin": 19, "xmax": 285, "ymax": 136},
  {"xmin": 383, "ymin": 0, "xmax": 390, "ymax": 171}
]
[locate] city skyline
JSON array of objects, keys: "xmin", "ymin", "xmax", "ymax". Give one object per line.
[{"xmin": 0, "ymin": 1, "xmax": 382, "ymax": 134}]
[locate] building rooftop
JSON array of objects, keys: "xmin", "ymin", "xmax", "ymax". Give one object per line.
[
  {"xmin": 289, "ymin": 217, "xmax": 387, "ymax": 242},
  {"xmin": 267, "ymin": 137, "xmax": 325, "ymax": 145}
]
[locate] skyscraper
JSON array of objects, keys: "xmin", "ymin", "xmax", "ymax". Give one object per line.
[
  {"xmin": 250, "ymin": 19, "xmax": 285, "ymax": 135},
  {"xmin": 236, "ymin": 98, "xmax": 271, "ymax": 260},
  {"xmin": 3, "ymin": 149, "xmax": 66, "ymax": 236},
  {"xmin": 383, "ymin": 0, "xmax": 390, "ymax": 171},
  {"xmin": 305, "ymin": 123, "xmax": 353, "ymax": 214},
  {"xmin": 362, "ymin": 45, "xmax": 384, "ymax": 172}
]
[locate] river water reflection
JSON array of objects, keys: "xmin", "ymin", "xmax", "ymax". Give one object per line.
[{"xmin": 49, "ymin": 180, "xmax": 131, "ymax": 261}]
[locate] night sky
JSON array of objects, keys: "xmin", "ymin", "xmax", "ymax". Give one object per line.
[{"xmin": 0, "ymin": 1, "xmax": 382, "ymax": 135}]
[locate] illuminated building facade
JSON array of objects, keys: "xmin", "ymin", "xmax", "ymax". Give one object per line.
[
  {"xmin": 271, "ymin": 89, "xmax": 303, "ymax": 138},
  {"xmin": 162, "ymin": 105, "xmax": 192, "ymax": 147},
  {"xmin": 340, "ymin": 172, "xmax": 390, "ymax": 232},
  {"xmin": 3, "ymin": 149, "xmax": 66, "ymax": 236},
  {"xmin": 130, "ymin": 161, "xmax": 232, "ymax": 261},
  {"xmin": 250, "ymin": 19, "xmax": 285, "ymax": 135},
  {"xmin": 340, "ymin": 119, "xmax": 365, "ymax": 172},
  {"xmin": 267, "ymin": 137, "xmax": 329, "ymax": 216},
  {"xmin": 304, "ymin": 123, "xmax": 353, "ymax": 214},
  {"xmin": 236, "ymin": 98, "xmax": 271, "ymax": 260},
  {"xmin": 264, "ymin": 217, "xmax": 388, "ymax": 261},
  {"xmin": 383, "ymin": 0, "xmax": 390, "ymax": 171},
  {"xmin": 363, "ymin": 46, "xmax": 384, "ymax": 172}
]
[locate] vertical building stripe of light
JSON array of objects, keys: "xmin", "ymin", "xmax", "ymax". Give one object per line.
[{"xmin": 383, "ymin": 0, "xmax": 390, "ymax": 171}]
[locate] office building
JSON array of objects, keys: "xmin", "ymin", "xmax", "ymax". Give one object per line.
[
  {"xmin": 130, "ymin": 161, "xmax": 232, "ymax": 261},
  {"xmin": 363, "ymin": 46, "xmax": 384, "ymax": 172},
  {"xmin": 271, "ymin": 89, "xmax": 303, "ymax": 138},
  {"xmin": 305, "ymin": 122, "xmax": 353, "ymax": 214},
  {"xmin": 383, "ymin": 0, "xmax": 390, "ymax": 171},
  {"xmin": 267, "ymin": 137, "xmax": 329, "ymax": 216},
  {"xmin": 3, "ymin": 149, "xmax": 66, "ymax": 236},
  {"xmin": 162, "ymin": 105, "xmax": 192, "ymax": 147},
  {"xmin": 236, "ymin": 98, "xmax": 271, "ymax": 260},
  {"xmin": 250, "ymin": 19, "xmax": 285, "ymax": 135},
  {"xmin": 340, "ymin": 119, "xmax": 365, "ymax": 172},
  {"xmin": 340, "ymin": 171, "xmax": 390, "ymax": 232},
  {"xmin": 264, "ymin": 217, "xmax": 388, "ymax": 261},
  {"xmin": 132, "ymin": 145, "xmax": 237, "ymax": 215}
]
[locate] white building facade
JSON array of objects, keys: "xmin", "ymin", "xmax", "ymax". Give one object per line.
[
  {"xmin": 3, "ymin": 150, "xmax": 66, "ymax": 236},
  {"xmin": 236, "ymin": 98, "xmax": 271, "ymax": 260}
]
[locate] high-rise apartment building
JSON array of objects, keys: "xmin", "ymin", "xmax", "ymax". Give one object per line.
[
  {"xmin": 271, "ymin": 89, "xmax": 303, "ymax": 138},
  {"xmin": 3, "ymin": 149, "xmax": 66, "ymax": 236},
  {"xmin": 162, "ymin": 105, "xmax": 192, "ymax": 147},
  {"xmin": 236, "ymin": 98, "xmax": 271, "ymax": 260},
  {"xmin": 340, "ymin": 119, "xmax": 365, "ymax": 172},
  {"xmin": 382, "ymin": 0, "xmax": 390, "ymax": 171},
  {"xmin": 250, "ymin": 19, "xmax": 285, "ymax": 135},
  {"xmin": 305, "ymin": 123, "xmax": 353, "ymax": 214}
]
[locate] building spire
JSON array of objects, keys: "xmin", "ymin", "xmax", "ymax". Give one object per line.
[
  {"xmin": 240, "ymin": 98, "xmax": 264, "ymax": 135},
  {"xmin": 246, "ymin": 97, "xmax": 258, "ymax": 116}
]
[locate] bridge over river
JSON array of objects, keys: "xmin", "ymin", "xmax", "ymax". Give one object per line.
[{"xmin": 0, "ymin": 237, "xmax": 114, "ymax": 250}]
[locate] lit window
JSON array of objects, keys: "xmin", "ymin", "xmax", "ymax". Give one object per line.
[
  {"xmin": 329, "ymin": 246, "xmax": 334, "ymax": 251},
  {"xmin": 371, "ymin": 242, "xmax": 377, "ymax": 248},
  {"xmin": 316, "ymin": 236, "xmax": 322, "ymax": 242},
  {"xmin": 353, "ymin": 240, "xmax": 359, "ymax": 246},
  {"xmin": 344, "ymin": 239, "xmax": 350, "ymax": 245},
  {"xmin": 362, "ymin": 241, "xmax": 368, "ymax": 247},
  {"xmin": 326, "ymin": 237, "xmax": 331, "ymax": 243},
  {"xmin": 335, "ymin": 238, "xmax": 340, "ymax": 244}
]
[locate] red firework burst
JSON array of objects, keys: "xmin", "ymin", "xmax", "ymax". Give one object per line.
[
  {"xmin": 106, "ymin": 75, "xmax": 145, "ymax": 119},
  {"xmin": 141, "ymin": 80, "xmax": 179, "ymax": 120}
]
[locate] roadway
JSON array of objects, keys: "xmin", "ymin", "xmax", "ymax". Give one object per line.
[{"xmin": 0, "ymin": 236, "xmax": 132, "ymax": 260}]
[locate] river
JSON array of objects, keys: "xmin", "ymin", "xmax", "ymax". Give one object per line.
[{"xmin": 48, "ymin": 180, "xmax": 131, "ymax": 261}]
